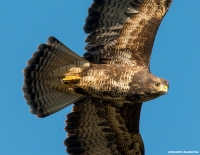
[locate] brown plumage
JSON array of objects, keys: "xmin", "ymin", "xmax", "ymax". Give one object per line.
[{"xmin": 22, "ymin": 0, "xmax": 172, "ymax": 154}]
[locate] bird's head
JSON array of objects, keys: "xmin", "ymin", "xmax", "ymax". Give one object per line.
[{"xmin": 126, "ymin": 71, "xmax": 169, "ymax": 103}]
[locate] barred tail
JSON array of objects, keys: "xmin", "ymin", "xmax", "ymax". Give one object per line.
[{"xmin": 22, "ymin": 36, "xmax": 89, "ymax": 118}]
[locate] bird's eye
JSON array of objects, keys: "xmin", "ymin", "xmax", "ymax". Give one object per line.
[{"xmin": 155, "ymin": 82, "xmax": 161, "ymax": 87}]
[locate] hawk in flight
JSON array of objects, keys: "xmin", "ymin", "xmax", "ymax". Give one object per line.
[{"xmin": 22, "ymin": 0, "xmax": 172, "ymax": 154}]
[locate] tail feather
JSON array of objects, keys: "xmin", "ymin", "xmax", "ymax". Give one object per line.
[{"xmin": 22, "ymin": 36, "xmax": 88, "ymax": 118}]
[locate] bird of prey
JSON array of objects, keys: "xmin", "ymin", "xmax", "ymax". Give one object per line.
[{"xmin": 22, "ymin": 0, "xmax": 172, "ymax": 154}]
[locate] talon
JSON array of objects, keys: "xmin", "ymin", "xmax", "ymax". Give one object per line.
[{"xmin": 61, "ymin": 76, "xmax": 80, "ymax": 84}]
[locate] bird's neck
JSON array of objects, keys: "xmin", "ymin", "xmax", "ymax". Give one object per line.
[{"xmin": 65, "ymin": 97, "xmax": 144, "ymax": 155}]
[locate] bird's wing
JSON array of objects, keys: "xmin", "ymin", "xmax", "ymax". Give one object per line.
[
  {"xmin": 65, "ymin": 97, "xmax": 144, "ymax": 155},
  {"xmin": 83, "ymin": 0, "xmax": 172, "ymax": 67}
]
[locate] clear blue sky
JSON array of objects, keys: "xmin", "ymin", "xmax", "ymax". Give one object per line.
[{"xmin": 0, "ymin": 1, "xmax": 199, "ymax": 155}]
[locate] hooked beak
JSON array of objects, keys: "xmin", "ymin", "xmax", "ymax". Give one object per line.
[
  {"xmin": 163, "ymin": 85, "xmax": 168, "ymax": 94},
  {"xmin": 164, "ymin": 80, "xmax": 169, "ymax": 94}
]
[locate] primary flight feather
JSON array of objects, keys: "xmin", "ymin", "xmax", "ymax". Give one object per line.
[{"xmin": 22, "ymin": 0, "xmax": 172, "ymax": 154}]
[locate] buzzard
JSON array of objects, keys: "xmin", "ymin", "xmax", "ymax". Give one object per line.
[{"xmin": 22, "ymin": 0, "xmax": 172, "ymax": 154}]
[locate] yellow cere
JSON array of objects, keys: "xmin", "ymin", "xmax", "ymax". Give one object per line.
[{"xmin": 164, "ymin": 86, "xmax": 168, "ymax": 90}]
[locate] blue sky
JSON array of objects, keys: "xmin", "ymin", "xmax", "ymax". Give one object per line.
[{"xmin": 0, "ymin": 0, "xmax": 199, "ymax": 155}]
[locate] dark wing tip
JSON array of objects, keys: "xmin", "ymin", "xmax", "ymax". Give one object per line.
[
  {"xmin": 64, "ymin": 135, "xmax": 79, "ymax": 145},
  {"xmin": 66, "ymin": 147, "xmax": 85, "ymax": 154},
  {"xmin": 23, "ymin": 67, "xmax": 32, "ymax": 79},
  {"xmin": 84, "ymin": 18, "xmax": 100, "ymax": 34},
  {"xmin": 64, "ymin": 135, "xmax": 85, "ymax": 154},
  {"xmin": 83, "ymin": 3, "xmax": 104, "ymax": 34}
]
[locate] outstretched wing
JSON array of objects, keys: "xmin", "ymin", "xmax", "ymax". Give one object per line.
[
  {"xmin": 65, "ymin": 97, "xmax": 144, "ymax": 155},
  {"xmin": 83, "ymin": 0, "xmax": 172, "ymax": 67}
]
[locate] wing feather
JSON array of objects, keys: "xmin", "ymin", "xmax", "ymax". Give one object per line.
[
  {"xmin": 65, "ymin": 97, "xmax": 144, "ymax": 155},
  {"xmin": 84, "ymin": 0, "xmax": 172, "ymax": 67}
]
